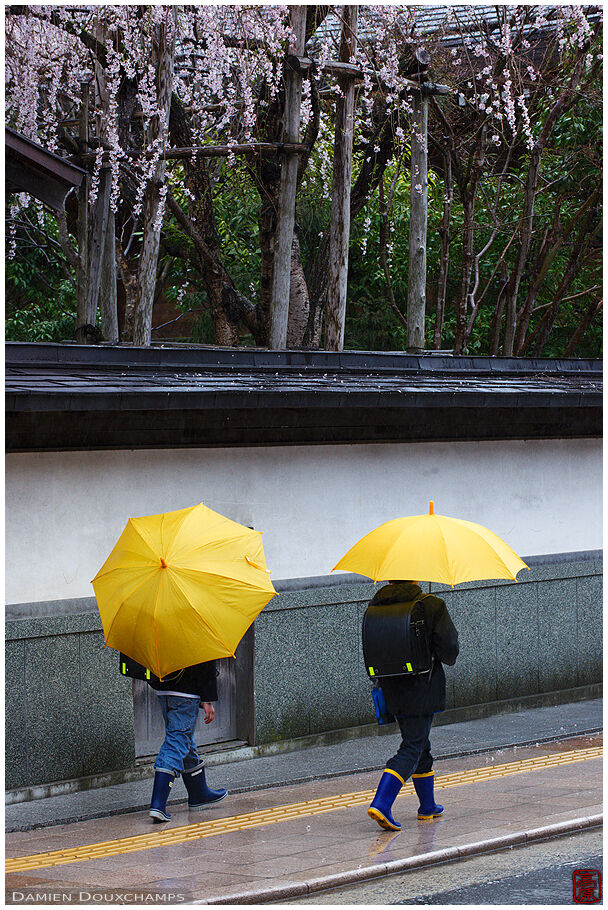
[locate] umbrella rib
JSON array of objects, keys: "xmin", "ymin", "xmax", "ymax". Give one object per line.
[
  {"xmin": 167, "ymin": 572, "xmax": 237, "ymax": 657},
  {"xmin": 380, "ymin": 515, "xmax": 428, "ymax": 582},
  {"xmin": 438, "ymin": 516, "xmax": 525, "ymax": 583},
  {"xmin": 465, "ymin": 532, "xmax": 521, "ymax": 580},
  {"xmin": 170, "ymin": 530, "xmax": 258, "ymax": 564},
  {"xmin": 153, "ymin": 569, "xmax": 167, "ymax": 678},
  {"xmin": 93, "ymin": 551, "xmax": 159, "ymax": 582},
  {"xmin": 433, "ymin": 519, "xmax": 455, "ymax": 587},
  {"xmin": 123, "ymin": 520, "xmax": 162, "ymax": 562},
  {"xmin": 164, "ymin": 506, "xmax": 201, "ymax": 561},
  {"xmin": 171, "ymin": 563, "xmax": 274, "ymax": 593}
]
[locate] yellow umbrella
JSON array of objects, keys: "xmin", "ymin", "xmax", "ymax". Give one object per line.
[
  {"xmin": 332, "ymin": 501, "xmax": 529, "ymax": 587},
  {"xmin": 92, "ymin": 502, "xmax": 276, "ymax": 679}
]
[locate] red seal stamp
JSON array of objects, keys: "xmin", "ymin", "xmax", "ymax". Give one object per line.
[{"xmin": 573, "ymin": 869, "xmax": 602, "ymax": 904}]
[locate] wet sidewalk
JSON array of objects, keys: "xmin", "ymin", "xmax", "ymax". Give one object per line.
[
  {"xmin": 6, "ymin": 698, "xmax": 602, "ymax": 832},
  {"xmin": 5, "ymin": 734, "xmax": 602, "ymax": 904},
  {"xmin": 5, "ymin": 700, "xmax": 603, "ymax": 904}
]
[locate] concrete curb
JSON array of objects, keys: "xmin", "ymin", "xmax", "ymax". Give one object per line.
[{"xmin": 196, "ymin": 814, "xmax": 603, "ymax": 904}]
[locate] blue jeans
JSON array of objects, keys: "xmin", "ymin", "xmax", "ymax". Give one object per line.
[
  {"xmin": 385, "ymin": 714, "xmax": 434, "ymax": 781},
  {"xmin": 154, "ymin": 695, "xmax": 201, "ymax": 776}
]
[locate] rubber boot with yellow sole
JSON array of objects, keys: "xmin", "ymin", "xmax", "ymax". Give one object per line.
[
  {"xmin": 412, "ymin": 771, "xmax": 444, "ymax": 820},
  {"xmin": 368, "ymin": 769, "xmax": 404, "ymax": 830}
]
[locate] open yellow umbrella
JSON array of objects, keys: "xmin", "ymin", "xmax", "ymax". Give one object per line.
[
  {"xmin": 332, "ymin": 501, "xmax": 529, "ymax": 587},
  {"xmin": 92, "ymin": 502, "xmax": 276, "ymax": 678}
]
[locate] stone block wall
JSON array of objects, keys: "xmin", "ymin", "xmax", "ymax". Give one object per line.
[
  {"xmin": 254, "ymin": 553, "xmax": 602, "ymax": 744},
  {"xmin": 5, "ymin": 552, "xmax": 602, "ymax": 791},
  {"xmin": 6, "ymin": 610, "xmax": 135, "ymax": 791}
]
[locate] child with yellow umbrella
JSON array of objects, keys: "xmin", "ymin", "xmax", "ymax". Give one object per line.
[
  {"xmin": 93, "ymin": 502, "xmax": 277, "ymax": 823},
  {"xmin": 333, "ymin": 501, "xmax": 528, "ymax": 829}
]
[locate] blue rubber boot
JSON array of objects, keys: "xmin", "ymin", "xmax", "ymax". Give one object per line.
[
  {"xmin": 368, "ymin": 769, "xmax": 404, "ymax": 830},
  {"xmin": 183, "ymin": 762, "xmax": 228, "ymax": 810},
  {"xmin": 149, "ymin": 770, "xmax": 175, "ymax": 822},
  {"xmin": 412, "ymin": 771, "xmax": 444, "ymax": 819}
]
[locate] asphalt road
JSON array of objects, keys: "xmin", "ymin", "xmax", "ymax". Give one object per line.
[
  {"xmin": 400, "ymin": 850, "xmax": 603, "ymax": 904},
  {"xmin": 289, "ymin": 828, "xmax": 603, "ymax": 905}
]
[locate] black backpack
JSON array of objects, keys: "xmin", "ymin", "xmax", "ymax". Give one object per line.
[
  {"xmin": 362, "ymin": 593, "xmax": 433, "ymax": 680},
  {"xmin": 118, "ymin": 653, "xmax": 182, "ymax": 684},
  {"xmin": 119, "ymin": 653, "xmax": 152, "ymax": 681}
]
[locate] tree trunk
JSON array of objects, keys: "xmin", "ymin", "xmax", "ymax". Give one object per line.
[
  {"xmin": 563, "ymin": 297, "xmax": 602, "ymax": 357},
  {"xmin": 325, "ymin": 5, "xmax": 359, "ymax": 352},
  {"xmin": 100, "ymin": 207, "xmax": 119, "ymax": 342},
  {"xmin": 452, "ymin": 193, "xmax": 475, "ymax": 354},
  {"xmin": 406, "ymin": 89, "xmax": 428, "ymax": 352},
  {"xmin": 513, "ymin": 189, "xmax": 599, "ymax": 354},
  {"xmin": 84, "ymin": 164, "xmax": 112, "ymax": 332},
  {"xmin": 256, "ymin": 159, "xmax": 281, "ymax": 341},
  {"xmin": 529, "ymin": 225, "xmax": 599, "ymax": 356},
  {"xmin": 116, "ymin": 242, "xmax": 137, "ymax": 340},
  {"xmin": 253, "ymin": 9, "xmax": 324, "ymax": 346},
  {"xmin": 501, "ymin": 147, "xmax": 542, "ymax": 356},
  {"xmin": 490, "ymin": 269, "xmax": 509, "ymax": 356},
  {"xmin": 433, "ymin": 151, "xmax": 452, "ymax": 350},
  {"xmin": 502, "ymin": 49, "xmax": 589, "ymax": 356},
  {"xmin": 269, "ymin": 6, "xmax": 307, "ymax": 349},
  {"xmin": 286, "ymin": 233, "xmax": 312, "ymax": 347},
  {"xmin": 307, "ymin": 99, "xmax": 400, "ymax": 341},
  {"xmin": 133, "ymin": 12, "xmax": 176, "ymax": 346},
  {"xmin": 168, "ymin": 94, "xmax": 258, "ymax": 345},
  {"xmin": 74, "ymin": 84, "xmax": 92, "ymax": 344}
]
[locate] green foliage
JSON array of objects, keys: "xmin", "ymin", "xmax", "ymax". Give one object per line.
[
  {"xmin": 6, "ymin": 208, "xmax": 77, "ymax": 342},
  {"xmin": 214, "ymin": 160, "xmax": 262, "ymax": 302},
  {"xmin": 159, "ymin": 159, "xmax": 262, "ymax": 339}
]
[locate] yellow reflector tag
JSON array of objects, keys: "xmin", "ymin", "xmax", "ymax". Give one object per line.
[
  {"xmin": 368, "ymin": 667, "xmax": 375, "ymax": 676},
  {"xmin": 406, "ymin": 662, "xmax": 413, "ymax": 672},
  {"xmin": 121, "ymin": 663, "xmax": 126, "ymax": 675},
  {"xmin": 146, "ymin": 669, "xmax": 151, "ymax": 679}
]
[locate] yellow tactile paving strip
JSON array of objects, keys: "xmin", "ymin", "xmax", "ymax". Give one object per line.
[{"xmin": 6, "ymin": 745, "xmax": 601, "ymax": 874}]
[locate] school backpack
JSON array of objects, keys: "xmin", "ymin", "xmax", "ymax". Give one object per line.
[{"xmin": 362, "ymin": 593, "xmax": 433, "ymax": 680}]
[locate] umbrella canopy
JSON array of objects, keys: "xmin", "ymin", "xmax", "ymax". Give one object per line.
[
  {"xmin": 332, "ymin": 501, "xmax": 529, "ymax": 587},
  {"xmin": 92, "ymin": 502, "xmax": 276, "ymax": 678}
]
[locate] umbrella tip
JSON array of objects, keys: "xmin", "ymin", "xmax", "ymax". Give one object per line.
[{"xmin": 429, "ymin": 500, "xmax": 434, "ymax": 514}]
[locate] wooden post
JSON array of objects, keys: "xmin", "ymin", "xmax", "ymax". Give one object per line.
[
  {"xmin": 407, "ymin": 88, "xmax": 429, "ymax": 352},
  {"xmin": 133, "ymin": 11, "xmax": 176, "ymax": 347},
  {"xmin": 269, "ymin": 5, "xmax": 307, "ymax": 350},
  {"xmin": 74, "ymin": 82, "xmax": 91, "ymax": 345},
  {"xmin": 324, "ymin": 5, "xmax": 358, "ymax": 353},
  {"xmin": 100, "ymin": 205, "xmax": 119, "ymax": 342}
]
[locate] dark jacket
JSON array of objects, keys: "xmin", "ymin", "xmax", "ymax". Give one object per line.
[
  {"xmin": 367, "ymin": 582, "xmax": 459, "ymax": 717},
  {"xmin": 148, "ymin": 660, "xmax": 218, "ymax": 701}
]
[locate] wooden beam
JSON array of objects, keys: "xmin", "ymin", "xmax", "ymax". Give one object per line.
[
  {"xmin": 422, "ymin": 81, "xmax": 451, "ymax": 96},
  {"xmin": 269, "ymin": 6, "xmax": 307, "ymax": 350},
  {"xmin": 324, "ymin": 5, "xmax": 359, "ymax": 353},
  {"xmin": 407, "ymin": 90, "xmax": 429, "ymax": 352},
  {"xmin": 322, "ymin": 60, "xmax": 364, "ymax": 80},
  {"xmin": 77, "ymin": 142, "xmax": 309, "ymax": 164},
  {"xmin": 285, "ymin": 54, "xmax": 313, "ymax": 73}
]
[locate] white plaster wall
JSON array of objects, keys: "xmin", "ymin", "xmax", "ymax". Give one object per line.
[{"xmin": 5, "ymin": 437, "xmax": 602, "ymax": 604}]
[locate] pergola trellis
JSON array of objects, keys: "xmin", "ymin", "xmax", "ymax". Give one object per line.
[{"xmin": 36, "ymin": 5, "xmax": 451, "ymax": 351}]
